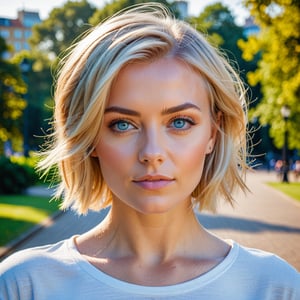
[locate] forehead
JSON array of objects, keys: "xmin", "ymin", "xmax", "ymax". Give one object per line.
[
  {"xmin": 107, "ymin": 57, "xmax": 210, "ymax": 111},
  {"xmin": 115, "ymin": 57, "xmax": 202, "ymax": 85}
]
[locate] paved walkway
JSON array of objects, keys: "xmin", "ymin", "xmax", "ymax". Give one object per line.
[{"xmin": 1, "ymin": 171, "xmax": 300, "ymax": 270}]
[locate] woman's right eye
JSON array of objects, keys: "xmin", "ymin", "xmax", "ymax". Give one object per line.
[{"xmin": 109, "ymin": 119, "xmax": 136, "ymax": 132}]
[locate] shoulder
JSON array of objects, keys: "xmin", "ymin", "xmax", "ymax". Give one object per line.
[
  {"xmin": 237, "ymin": 243, "xmax": 297, "ymax": 269},
  {"xmin": 234, "ymin": 242, "xmax": 300, "ymax": 283},
  {"xmin": 2, "ymin": 238, "xmax": 67, "ymax": 265},
  {"xmin": 0, "ymin": 238, "xmax": 74, "ymax": 281},
  {"xmin": 0, "ymin": 237, "xmax": 86, "ymax": 299}
]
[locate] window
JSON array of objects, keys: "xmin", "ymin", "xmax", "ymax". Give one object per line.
[
  {"xmin": 24, "ymin": 30, "xmax": 31, "ymax": 39},
  {"xmin": 14, "ymin": 41, "xmax": 22, "ymax": 51},
  {"xmin": 14, "ymin": 29, "xmax": 22, "ymax": 39},
  {"xmin": 23, "ymin": 42, "xmax": 30, "ymax": 50},
  {"xmin": 0, "ymin": 29, "xmax": 10, "ymax": 38}
]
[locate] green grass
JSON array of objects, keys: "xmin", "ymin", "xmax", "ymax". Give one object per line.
[
  {"xmin": 267, "ymin": 182, "xmax": 300, "ymax": 202},
  {"xmin": 0, "ymin": 195, "xmax": 60, "ymax": 246}
]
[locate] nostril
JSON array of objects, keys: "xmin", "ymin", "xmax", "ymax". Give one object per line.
[
  {"xmin": 138, "ymin": 133, "xmax": 166, "ymax": 164},
  {"xmin": 139, "ymin": 153, "xmax": 165, "ymax": 164}
]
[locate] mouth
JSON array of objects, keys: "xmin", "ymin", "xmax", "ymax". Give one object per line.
[{"xmin": 132, "ymin": 175, "xmax": 175, "ymax": 190}]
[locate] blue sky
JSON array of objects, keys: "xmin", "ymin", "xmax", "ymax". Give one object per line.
[{"xmin": 0, "ymin": 0, "xmax": 249, "ymax": 25}]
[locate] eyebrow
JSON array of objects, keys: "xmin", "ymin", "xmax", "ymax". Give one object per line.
[
  {"xmin": 104, "ymin": 106, "xmax": 140, "ymax": 116},
  {"xmin": 104, "ymin": 102, "xmax": 201, "ymax": 116},
  {"xmin": 161, "ymin": 102, "xmax": 201, "ymax": 115}
]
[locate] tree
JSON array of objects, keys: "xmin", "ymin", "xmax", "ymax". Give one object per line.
[
  {"xmin": 27, "ymin": 1, "xmax": 97, "ymax": 153},
  {"xmin": 188, "ymin": 3, "xmax": 268, "ymax": 160},
  {"xmin": 188, "ymin": 3, "xmax": 259, "ymax": 99},
  {"xmin": 11, "ymin": 51, "xmax": 54, "ymax": 153},
  {"xmin": 30, "ymin": 0, "xmax": 96, "ymax": 57},
  {"xmin": 89, "ymin": 0, "xmax": 179, "ymax": 25},
  {"xmin": 188, "ymin": 3, "xmax": 244, "ymax": 55},
  {"xmin": 0, "ymin": 37, "xmax": 26, "ymax": 154},
  {"xmin": 239, "ymin": 0, "xmax": 300, "ymax": 151}
]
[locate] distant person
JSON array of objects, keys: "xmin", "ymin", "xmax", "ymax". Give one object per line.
[
  {"xmin": 1, "ymin": 4, "xmax": 299, "ymax": 299},
  {"xmin": 294, "ymin": 160, "xmax": 300, "ymax": 181},
  {"xmin": 268, "ymin": 158, "xmax": 276, "ymax": 172},
  {"xmin": 275, "ymin": 159, "xmax": 283, "ymax": 179}
]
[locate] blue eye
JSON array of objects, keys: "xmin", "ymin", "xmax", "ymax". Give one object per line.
[
  {"xmin": 110, "ymin": 119, "xmax": 135, "ymax": 132},
  {"xmin": 172, "ymin": 118, "xmax": 186, "ymax": 129},
  {"xmin": 170, "ymin": 117, "xmax": 195, "ymax": 130},
  {"xmin": 116, "ymin": 121, "xmax": 130, "ymax": 131}
]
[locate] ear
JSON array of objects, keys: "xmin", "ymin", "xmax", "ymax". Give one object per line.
[
  {"xmin": 90, "ymin": 147, "xmax": 98, "ymax": 158},
  {"xmin": 205, "ymin": 138, "xmax": 215, "ymax": 154},
  {"xmin": 205, "ymin": 134, "xmax": 217, "ymax": 154},
  {"xmin": 205, "ymin": 111, "xmax": 222, "ymax": 154}
]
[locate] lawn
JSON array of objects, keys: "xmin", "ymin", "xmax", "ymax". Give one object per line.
[
  {"xmin": 0, "ymin": 195, "xmax": 60, "ymax": 246},
  {"xmin": 267, "ymin": 182, "xmax": 300, "ymax": 202}
]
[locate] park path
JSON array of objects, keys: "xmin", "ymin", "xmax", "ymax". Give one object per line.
[
  {"xmin": 1, "ymin": 170, "xmax": 300, "ymax": 271},
  {"xmin": 200, "ymin": 170, "xmax": 300, "ymax": 270}
]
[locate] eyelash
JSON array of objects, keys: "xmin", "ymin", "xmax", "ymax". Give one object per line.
[
  {"xmin": 108, "ymin": 115, "xmax": 197, "ymax": 133},
  {"xmin": 108, "ymin": 118, "xmax": 136, "ymax": 133},
  {"xmin": 169, "ymin": 115, "xmax": 196, "ymax": 130}
]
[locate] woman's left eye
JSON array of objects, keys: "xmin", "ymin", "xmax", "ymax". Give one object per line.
[{"xmin": 170, "ymin": 117, "xmax": 195, "ymax": 130}]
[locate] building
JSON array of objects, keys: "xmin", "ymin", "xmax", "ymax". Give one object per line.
[
  {"xmin": 174, "ymin": 0, "xmax": 189, "ymax": 20},
  {"xmin": 243, "ymin": 16, "xmax": 260, "ymax": 37},
  {"xmin": 0, "ymin": 10, "xmax": 41, "ymax": 58}
]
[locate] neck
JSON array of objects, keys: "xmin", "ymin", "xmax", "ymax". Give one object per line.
[{"xmin": 97, "ymin": 198, "xmax": 206, "ymax": 265}]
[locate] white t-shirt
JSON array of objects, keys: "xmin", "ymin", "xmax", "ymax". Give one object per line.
[{"xmin": 0, "ymin": 236, "xmax": 299, "ymax": 300}]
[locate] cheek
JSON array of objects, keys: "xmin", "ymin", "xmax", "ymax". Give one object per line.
[
  {"xmin": 184, "ymin": 143, "xmax": 208, "ymax": 170},
  {"xmin": 95, "ymin": 141, "xmax": 135, "ymax": 173},
  {"xmin": 177, "ymin": 131, "xmax": 211, "ymax": 160},
  {"xmin": 177, "ymin": 136, "xmax": 211, "ymax": 183}
]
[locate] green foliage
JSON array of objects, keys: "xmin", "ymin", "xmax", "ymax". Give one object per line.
[
  {"xmin": 240, "ymin": 0, "xmax": 300, "ymax": 150},
  {"xmin": 11, "ymin": 51, "xmax": 54, "ymax": 152},
  {"xmin": 89, "ymin": 0, "xmax": 179, "ymax": 25},
  {"xmin": 188, "ymin": 3, "xmax": 266, "ymax": 159},
  {"xmin": 30, "ymin": 0, "xmax": 96, "ymax": 57},
  {"xmin": 0, "ymin": 37, "xmax": 27, "ymax": 153},
  {"xmin": 27, "ymin": 2, "xmax": 97, "ymax": 153},
  {"xmin": 189, "ymin": 3, "xmax": 239, "ymax": 47},
  {"xmin": 0, "ymin": 156, "xmax": 39, "ymax": 194},
  {"xmin": 188, "ymin": 3, "xmax": 259, "ymax": 100}
]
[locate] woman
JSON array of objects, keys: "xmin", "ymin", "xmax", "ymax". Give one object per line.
[{"xmin": 1, "ymin": 4, "xmax": 299, "ymax": 299}]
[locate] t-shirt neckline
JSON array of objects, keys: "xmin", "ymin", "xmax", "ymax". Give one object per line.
[{"xmin": 67, "ymin": 236, "xmax": 239, "ymax": 296}]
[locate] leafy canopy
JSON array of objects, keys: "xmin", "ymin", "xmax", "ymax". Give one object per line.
[
  {"xmin": 89, "ymin": 0, "xmax": 178, "ymax": 25},
  {"xmin": 0, "ymin": 37, "xmax": 26, "ymax": 153},
  {"xmin": 239, "ymin": 0, "xmax": 300, "ymax": 150},
  {"xmin": 30, "ymin": 0, "xmax": 96, "ymax": 57}
]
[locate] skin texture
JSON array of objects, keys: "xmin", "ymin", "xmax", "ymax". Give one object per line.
[{"xmin": 76, "ymin": 58, "xmax": 230, "ymax": 286}]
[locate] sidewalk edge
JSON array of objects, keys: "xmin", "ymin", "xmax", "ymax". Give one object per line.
[{"xmin": 0, "ymin": 210, "xmax": 64, "ymax": 260}]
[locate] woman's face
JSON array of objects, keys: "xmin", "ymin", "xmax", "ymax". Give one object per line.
[{"xmin": 94, "ymin": 57, "xmax": 216, "ymax": 215}]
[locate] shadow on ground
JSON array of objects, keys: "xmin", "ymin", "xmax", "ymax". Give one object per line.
[{"xmin": 197, "ymin": 213, "xmax": 300, "ymax": 233}]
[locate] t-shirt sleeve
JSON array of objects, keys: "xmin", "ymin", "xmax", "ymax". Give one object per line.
[
  {"xmin": 0, "ymin": 250, "xmax": 37, "ymax": 299},
  {"xmin": 0, "ymin": 241, "xmax": 72, "ymax": 300}
]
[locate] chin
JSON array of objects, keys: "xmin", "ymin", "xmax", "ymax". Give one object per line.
[{"xmin": 133, "ymin": 199, "xmax": 182, "ymax": 216}]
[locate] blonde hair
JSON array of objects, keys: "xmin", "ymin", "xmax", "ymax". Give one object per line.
[{"xmin": 39, "ymin": 3, "xmax": 249, "ymax": 214}]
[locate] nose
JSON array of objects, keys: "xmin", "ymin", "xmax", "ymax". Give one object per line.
[{"xmin": 138, "ymin": 128, "xmax": 166, "ymax": 165}]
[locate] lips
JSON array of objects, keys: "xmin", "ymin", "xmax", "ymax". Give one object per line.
[{"xmin": 132, "ymin": 175, "xmax": 175, "ymax": 190}]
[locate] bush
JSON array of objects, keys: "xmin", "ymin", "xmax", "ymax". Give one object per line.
[{"xmin": 0, "ymin": 156, "xmax": 39, "ymax": 194}]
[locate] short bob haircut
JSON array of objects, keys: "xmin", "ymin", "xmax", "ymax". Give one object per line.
[{"xmin": 39, "ymin": 3, "xmax": 249, "ymax": 215}]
